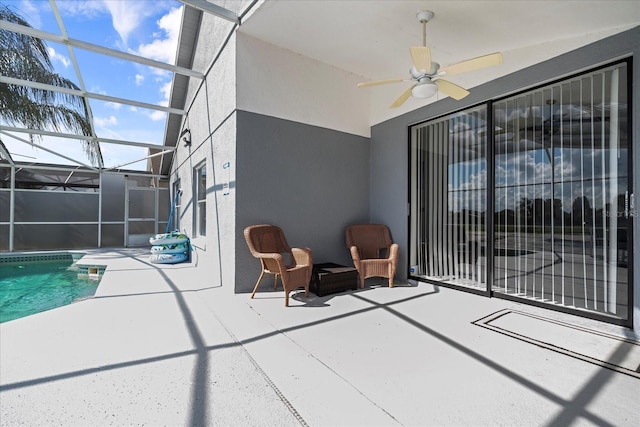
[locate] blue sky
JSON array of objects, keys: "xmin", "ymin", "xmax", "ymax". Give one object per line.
[{"xmin": 2, "ymin": 0, "xmax": 184, "ymax": 170}]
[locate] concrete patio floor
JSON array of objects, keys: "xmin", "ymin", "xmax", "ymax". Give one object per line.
[{"xmin": 1, "ymin": 248, "xmax": 638, "ymax": 426}]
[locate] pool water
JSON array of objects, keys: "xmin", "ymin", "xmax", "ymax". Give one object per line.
[{"xmin": 0, "ymin": 260, "xmax": 100, "ymax": 323}]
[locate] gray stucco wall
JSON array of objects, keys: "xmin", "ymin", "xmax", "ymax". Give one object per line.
[
  {"xmin": 370, "ymin": 26, "xmax": 640, "ymax": 330},
  {"xmin": 235, "ymin": 111, "xmax": 370, "ymax": 293},
  {"xmin": 169, "ymin": 9, "xmax": 239, "ymax": 291}
]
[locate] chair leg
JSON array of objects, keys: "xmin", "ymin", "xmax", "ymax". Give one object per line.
[
  {"xmin": 389, "ymin": 265, "xmax": 394, "ymax": 288},
  {"xmin": 251, "ymin": 270, "xmax": 266, "ymax": 299},
  {"xmin": 284, "ymin": 291, "xmax": 289, "ymax": 307},
  {"xmin": 273, "ymin": 273, "xmax": 280, "ymax": 290}
]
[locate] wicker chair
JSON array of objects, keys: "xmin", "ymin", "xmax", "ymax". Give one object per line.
[
  {"xmin": 244, "ymin": 224, "xmax": 313, "ymax": 306},
  {"xmin": 346, "ymin": 224, "xmax": 399, "ymax": 289}
]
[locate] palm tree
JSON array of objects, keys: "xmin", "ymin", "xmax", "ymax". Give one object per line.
[{"xmin": 0, "ymin": 4, "xmax": 101, "ymax": 165}]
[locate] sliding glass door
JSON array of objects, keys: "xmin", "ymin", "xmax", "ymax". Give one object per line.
[
  {"xmin": 409, "ymin": 61, "xmax": 631, "ymax": 324},
  {"xmin": 410, "ymin": 106, "xmax": 488, "ymax": 290}
]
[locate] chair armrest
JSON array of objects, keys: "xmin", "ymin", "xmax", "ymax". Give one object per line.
[
  {"xmin": 254, "ymin": 252, "xmax": 288, "ymax": 273},
  {"xmin": 349, "ymin": 246, "xmax": 361, "ymax": 265},
  {"xmin": 388, "ymin": 243, "xmax": 399, "ymax": 260},
  {"xmin": 292, "ymin": 247, "xmax": 313, "ymax": 267}
]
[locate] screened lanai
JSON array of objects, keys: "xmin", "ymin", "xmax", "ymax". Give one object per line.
[
  {"xmin": 3, "ymin": 1, "xmax": 638, "ymax": 254},
  {"xmin": 2, "ymin": 0, "xmax": 639, "ymax": 330},
  {"xmin": 0, "ymin": 0, "xmax": 243, "ymax": 251}
]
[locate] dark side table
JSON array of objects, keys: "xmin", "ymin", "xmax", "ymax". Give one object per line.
[{"xmin": 310, "ymin": 263, "xmax": 358, "ymax": 296}]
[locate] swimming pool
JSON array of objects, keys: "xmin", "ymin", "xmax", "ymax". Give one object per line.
[{"xmin": 0, "ymin": 253, "xmax": 103, "ymax": 323}]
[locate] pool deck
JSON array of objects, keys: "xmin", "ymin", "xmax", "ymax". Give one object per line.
[{"xmin": 1, "ymin": 248, "xmax": 639, "ymax": 426}]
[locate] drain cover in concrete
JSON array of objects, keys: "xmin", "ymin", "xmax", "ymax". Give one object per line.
[{"xmin": 473, "ymin": 309, "xmax": 640, "ymax": 379}]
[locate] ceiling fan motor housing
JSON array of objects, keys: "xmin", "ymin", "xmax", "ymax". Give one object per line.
[
  {"xmin": 410, "ymin": 62, "xmax": 440, "ymax": 78},
  {"xmin": 417, "ymin": 10, "xmax": 434, "ymax": 23}
]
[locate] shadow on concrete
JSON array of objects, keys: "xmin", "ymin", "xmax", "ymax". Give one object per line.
[
  {"xmin": 350, "ymin": 292, "xmax": 628, "ymax": 427},
  {"xmin": 2, "ymin": 256, "xmax": 633, "ymax": 427}
]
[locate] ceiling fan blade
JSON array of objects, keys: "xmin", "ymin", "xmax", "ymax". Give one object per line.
[
  {"xmin": 440, "ymin": 52, "xmax": 503, "ymax": 76},
  {"xmin": 410, "ymin": 46, "xmax": 431, "ymax": 72},
  {"xmin": 357, "ymin": 78, "xmax": 406, "ymax": 88},
  {"xmin": 436, "ymin": 79, "xmax": 470, "ymax": 100},
  {"xmin": 390, "ymin": 86, "xmax": 414, "ymax": 108}
]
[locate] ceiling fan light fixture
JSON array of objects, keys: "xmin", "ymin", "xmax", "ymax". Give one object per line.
[
  {"xmin": 411, "ymin": 81, "xmax": 438, "ymax": 99},
  {"xmin": 356, "ymin": 9, "xmax": 503, "ymax": 108}
]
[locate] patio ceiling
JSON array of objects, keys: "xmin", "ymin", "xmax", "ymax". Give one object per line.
[{"xmin": 239, "ymin": 0, "xmax": 640, "ymax": 122}]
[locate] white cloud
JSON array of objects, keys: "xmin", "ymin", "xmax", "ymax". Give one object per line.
[
  {"xmin": 148, "ymin": 94, "xmax": 169, "ymax": 121},
  {"xmin": 135, "ymin": 74, "xmax": 145, "ymax": 85},
  {"xmin": 149, "ymin": 110, "xmax": 167, "ymax": 122},
  {"xmin": 94, "ymin": 115, "xmax": 118, "ymax": 127},
  {"xmin": 1, "ymin": 133, "xmax": 95, "ymax": 167},
  {"xmin": 46, "ymin": 47, "xmax": 70, "ymax": 68},
  {"xmin": 102, "ymin": 0, "xmax": 181, "ymax": 52},
  {"xmin": 102, "ymin": 0, "xmax": 145, "ymax": 44},
  {"xmin": 57, "ymin": 0, "xmax": 106, "ymax": 18},
  {"xmin": 159, "ymin": 81, "xmax": 172, "ymax": 102},
  {"xmin": 134, "ymin": 6, "xmax": 182, "ymax": 64},
  {"xmin": 142, "ymin": 75, "xmax": 172, "ymax": 122},
  {"xmin": 101, "ymin": 144, "xmax": 148, "ymax": 169},
  {"xmin": 105, "ymin": 102, "xmax": 121, "ymax": 110},
  {"xmin": 90, "ymin": 86, "xmax": 108, "ymax": 95},
  {"xmin": 152, "ymin": 70, "xmax": 172, "ymax": 81}
]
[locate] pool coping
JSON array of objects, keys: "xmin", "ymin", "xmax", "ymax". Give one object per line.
[{"xmin": 0, "ymin": 250, "xmax": 106, "ymax": 277}]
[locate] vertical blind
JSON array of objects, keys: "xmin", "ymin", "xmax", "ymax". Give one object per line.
[
  {"xmin": 492, "ymin": 63, "xmax": 628, "ymax": 317},
  {"xmin": 410, "ymin": 61, "xmax": 629, "ymax": 321},
  {"xmin": 410, "ymin": 107, "xmax": 487, "ymax": 287}
]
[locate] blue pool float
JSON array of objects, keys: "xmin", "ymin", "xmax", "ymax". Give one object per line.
[
  {"xmin": 149, "ymin": 252, "xmax": 189, "ymax": 264},
  {"xmin": 150, "ymin": 242, "xmax": 190, "ymax": 254},
  {"xmin": 149, "ymin": 231, "xmax": 189, "ymax": 246}
]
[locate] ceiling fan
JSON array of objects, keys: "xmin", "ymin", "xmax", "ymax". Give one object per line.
[{"xmin": 358, "ymin": 10, "xmax": 503, "ymax": 108}]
